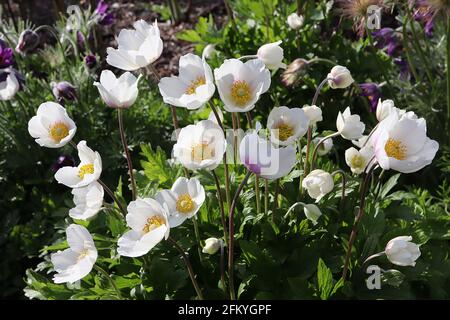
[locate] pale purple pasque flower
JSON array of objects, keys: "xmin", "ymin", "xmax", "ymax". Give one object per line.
[
  {"xmin": 51, "ymin": 154, "xmax": 75, "ymax": 172},
  {"xmin": 85, "ymin": 54, "xmax": 97, "ymax": 69},
  {"xmin": 95, "ymin": 0, "xmax": 115, "ymax": 26},
  {"xmin": 412, "ymin": 0, "xmax": 449, "ymax": 38},
  {"xmin": 0, "ymin": 67, "xmax": 25, "ymax": 89},
  {"xmin": 16, "ymin": 29, "xmax": 40, "ymax": 55},
  {"xmin": 51, "ymin": 81, "xmax": 77, "ymax": 103},
  {"xmin": 0, "ymin": 39, "xmax": 15, "ymax": 68},
  {"xmin": 359, "ymin": 83, "xmax": 381, "ymax": 111}
]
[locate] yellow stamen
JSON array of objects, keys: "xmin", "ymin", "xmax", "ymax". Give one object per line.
[
  {"xmin": 350, "ymin": 155, "xmax": 364, "ymax": 169},
  {"xmin": 77, "ymin": 248, "xmax": 89, "ymax": 261},
  {"xmin": 142, "ymin": 215, "xmax": 165, "ymax": 234},
  {"xmin": 176, "ymin": 194, "xmax": 195, "ymax": 214},
  {"xmin": 185, "ymin": 76, "xmax": 206, "ymax": 95},
  {"xmin": 230, "ymin": 80, "xmax": 252, "ymax": 107},
  {"xmin": 49, "ymin": 122, "xmax": 69, "ymax": 143},
  {"xmin": 384, "ymin": 138, "xmax": 407, "ymax": 160},
  {"xmin": 191, "ymin": 143, "xmax": 214, "ymax": 162},
  {"xmin": 275, "ymin": 123, "xmax": 294, "ymax": 141},
  {"xmin": 78, "ymin": 164, "xmax": 94, "ymax": 179}
]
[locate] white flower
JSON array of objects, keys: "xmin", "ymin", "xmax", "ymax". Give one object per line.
[
  {"xmin": 336, "ymin": 107, "xmax": 365, "ymax": 140},
  {"xmin": 256, "ymin": 41, "xmax": 287, "ymax": 70},
  {"xmin": 375, "ymin": 99, "xmax": 406, "ymax": 122},
  {"xmin": 158, "ymin": 54, "xmax": 215, "ymax": 110},
  {"xmin": 239, "ymin": 130, "xmax": 296, "ymax": 180},
  {"xmin": 302, "ymin": 169, "xmax": 334, "ymax": 202},
  {"xmin": 287, "ymin": 13, "xmax": 304, "ymax": 30},
  {"xmin": 0, "ymin": 72, "xmax": 19, "ymax": 100},
  {"xmin": 28, "ymin": 102, "xmax": 77, "ymax": 148},
  {"xmin": 106, "ymin": 19, "xmax": 163, "ymax": 71},
  {"xmin": 303, "ymin": 204, "xmax": 322, "ymax": 225},
  {"xmin": 51, "ymin": 224, "xmax": 97, "ymax": 283},
  {"xmin": 202, "ymin": 237, "xmax": 222, "ymax": 255},
  {"xmin": 214, "ymin": 58, "xmax": 270, "ymax": 112},
  {"xmin": 208, "ymin": 107, "xmax": 224, "ymax": 125},
  {"xmin": 54, "ymin": 141, "xmax": 102, "ymax": 188},
  {"xmin": 155, "ymin": 177, "xmax": 205, "ymax": 228},
  {"xmin": 117, "ymin": 198, "xmax": 170, "ymax": 257},
  {"xmin": 69, "ymin": 181, "xmax": 104, "ymax": 220},
  {"xmin": 345, "ymin": 146, "xmax": 373, "ymax": 174},
  {"xmin": 267, "ymin": 106, "xmax": 309, "ymax": 146},
  {"xmin": 371, "ymin": 112, "xmax": 439, "ymax": 173},
  {"xmin": 203, "ymin": 44, "xmax": 216, "ymax": 59},
  {"xmin": 313, "ymin": 137, "xmax": 333, "ymax": 156},
  {"xmin": 173, "ymin": 120, "xmax": 226, "ymax": 171},
  {"xmin": 385, "ymin": 236, "xmax": 421, "ymax": 267},
  {"xmin": 302, "ymin": 105, "xmax": 322, "ymax": 126},
  {"xmin": 94, "ymin": 70, "xmax": 141, "ymax": 108},
  {"xmin": 327, "ymin": 65, "xmax": 354, "ymax": 89},
  {"xmin": 352, "ymin": 135, "xmax": 369, "ymax": 148}
]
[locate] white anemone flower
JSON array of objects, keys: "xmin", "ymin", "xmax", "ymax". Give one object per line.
[
  {"xmin": 0, "ymin": 72, "xmax": 19, "ymax": 100},
  {"xmin": 173, "ymin": 120, "xmax": 227, "ymax": 171},
  {"xmin": 336, "ymin": 107, "xmax": 365, "ymax": 140},
  {"xmin": 155, "ymin": 177, "xmax": 205, "ymax": 228},
  {"xmin": 345, "ymin": 146, "xmax": 374, "ymax": 174},
  {"xmin": 158, "ymin": 54, "xmax": 215, "ymax": 110},
  {"xmin": 239, "ymin": 128, "xmax": 297, "ymax": 180},
  {"xmin": 267, "ymin": 106, "xmax": 309, "ymax": 146},
  {"xmin": 313, "ymin": 137, "xmax": 333, "ymax": 156},
  {"xmin": 302, "ymin": 105, "xmax": 322, "ymax": 126},
  {"xmin": 202, "ymin": 237, "xmax": 222, "ymax": 255},
  {"xmin": 106, "ymin": 19, "xmax": 163, "ymax": 71},
  {"xmin": 287, "ymin": 13, "xmax": 304, "ymax": 30},
  {"xmin": 371, "ymin": 112, "xmax": 439, "ymax": 173},
  {"xmin": 385, "ymin": 236, "xmax": 421, "ymax": 267},
  {"xmin": 51, "ymin": 224, "xmax": 97, "ymax": 284},
  {"xmin": 94, "ymin": 70, "xmax": 141, "ymax": 108},
  {"xmin": 69, "ymin": 181, "xmax": 104, "ymax": 220},
  {"xmin": 256, "ymin": 41, "xmax": 287, "ymax": 71},
  {"xmin": 214, "ymin": 58, "xmax": 270, "ymax": 112},
  {"xmin": 327, "ymin": 65, "xmax": 354, "ymax": 89},
  {"xmin": 302, "ymin": 169, "xmax": 334, "ymax": 202},
  {"xmin": 28, "ymin": 102, "xmax": 77, "ymax": 148},
  {"xmin": 54, "ymin": 141, "xmax": 102, "ymax": 188},
  {"xmin": 117, "ymin": 198, "xmax": 170, "ymax": 257}
]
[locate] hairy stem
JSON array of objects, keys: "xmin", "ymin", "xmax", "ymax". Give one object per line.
[{"xmin": 118, "ymin": 109, "xmax": 137, "ymax": 201}]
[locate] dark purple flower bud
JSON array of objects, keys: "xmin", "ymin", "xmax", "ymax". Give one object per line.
[
  {"xmin": 359, "ymin": 83, "xmax": 381, "ymax": 112},
  {"xmin": 394, "ymin": 58, "xmax": 411, "ymax": 82},
  {"xmin": 84, "ymin": 54, "xmax": 97, "ymax": 69},
  {"xmin": 15, "ymin": 29, "xmax": 40, "ymax": 55},
  {"xmin": 51, "ymin": 81, "xmax": 77, "ymax": 103},
  {"xmin": 51, "ymin": 154, "xmax": 75, "ymax": 172},
  {"xmin": 95, "ymin": 0, "xmax": 115, "ymax": 26},
  {"xmin": 0, "ymin": 39, "xmax": 15, "ymax": 68}
]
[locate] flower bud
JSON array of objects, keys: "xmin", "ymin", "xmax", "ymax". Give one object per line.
[
  {"xmin": 84, "ymin": 54, "xmax": 97, "ymax": 69},
  {"xmin": 202, "ymin": 238, "xmax": 222, "ymax": 255},
  {"xmin": 327, "ymin": 65, "xmax": 354, "ymax": 89},
  {"xmin": 287, "ymin": 13, "xmax": 304, "ymax": 30},
  {"xmin": 0, "ymin": 39, "xmax": 15, "ymax": 68},
  {"xmin": 16, "ymin": 29, "xmax": 40, "ymax": 55},
  {"xmin": 281, "ymin": 58, "xmax": 309, "ymax": 87},
  {"xmin": 313, "ymin": 137, "xmax": 333, "ymax": 156},
  {"xmin": 257, "ymin": 41, "xmax": 287, "ymax": 71},
  {"xmin": 51, "ymin": 81, "xmax": 77, "ymax": 103},
  {"xmin": 302, "ymin": 169, "xmax": 334, "ymax": 202},
  {"xmin": 303, "ymin": 204, "xmax": 322, "ymax": 225},
  {"xmin": 385, "ymin": 236, "xmax": 421, "ymax": 267},
  {"xmin": 302, "ymin": 104, "xmax": 322, "ymax": 125}
]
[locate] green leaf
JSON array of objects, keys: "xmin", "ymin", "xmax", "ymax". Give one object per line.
[
  {"xmin": 380, "ymin": 173, "xmax": 401, "ymax": 198},
  {"xmin": 317, "ymin": 258, "xmax": 333, "ymax": 300},
  {"xmin": 140, "ymin": 143, "xmax": 172, "ymax": 186}
]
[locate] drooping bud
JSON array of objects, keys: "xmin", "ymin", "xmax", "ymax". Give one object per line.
[
  {"xmin": 281, "ymin": 58, "xmax": 309, "ymax": 87},
  {"xmin": 51, "ymin": 81, "xmax": 77, "ymax": 103},
  {"xmin": 15, "ymin": 29, "xmax": 40, "ymax": 55}
]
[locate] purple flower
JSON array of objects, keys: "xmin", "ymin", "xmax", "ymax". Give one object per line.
[
  {"xmin": 15, "ymin": 29, "xmax": 40, "ymax": 55},
  {"xmin": 51, "ymin": 81, "xmax": 77, "ymax": 103},
  {"xmin": 51, "ymin": 155, "xmax": 75, "ymax": 173},
  {"xmin": 77, "ymin": 31, "xmax": 85, "ymax": 53},
  {"xmin": 0, "ymin": 39, "xmax": 15, "ymax": 68},
  {"xmin": 84, "ymin": 54, "xmax": 97, "ymax": 69},
  {"xmin": 359, "ymin": 83, "xmax": 381, "ymax": 112},
  {"xmin": 243, "ymin": 158, "xmax": 261, "ymax": 175},
  {"xmin": 0, "ymin": 67, "xmax": 25, "ymax": 89},
  {"xmin": 372, "ymin": 28, "xmax": 402, "ymax": 57},
  {"xmin": 95, "ymin": 0, "xmax": 115, "ymax": 26},
  {"xmin": 412, "ymin": 0, "xmax": 437, "ymax": 38},
  {"xmin": 394, "ymin": 58, "xmax": 411, "ymax": 81}
]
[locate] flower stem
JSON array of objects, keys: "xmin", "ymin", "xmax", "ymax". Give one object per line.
[
  {"xmin": 264, "ymin": 179, "xmax": 269, "ymax": 216},
  {"xmin": 192, "ymin": 217, "xmax": 204, "ymax": 264},
  {"xmin": 447, "ymin": 16, "xmax": 450, "ymax": 135},
  {"xmin": 341, "ymin": 164, "xmax": 376, "ymax": 281},
  {"xmin": 212, "ymin": 170, "xmax": 228, "ymax": 246},
  {"xmin": 310, "ymin": 132, "xmax": 340, "ymax": 170},
  {"xmin": 98, "ymin": 179, "xmax": 127, "ymax": 217},
  {"xmin": 220, "ymin": 241, "xmax": 227, "ymax": 295},
  {"xmin": 117, "ymin": 109, "xmax": 137, "ymax": 201},
  {"xmin": 168, "ymin": 236, "xmax": 204, "ymax": 300},
  {"xmin": 93, "ymin": 265, "xmax": 123, "ymax": 299},
  {"xmin": 228, "ymin": 171, "xmax": 252, "ymax": 300},
  {"xmin": 332, "ymin": 169, "xmax": 346, "ymax": 208}
]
